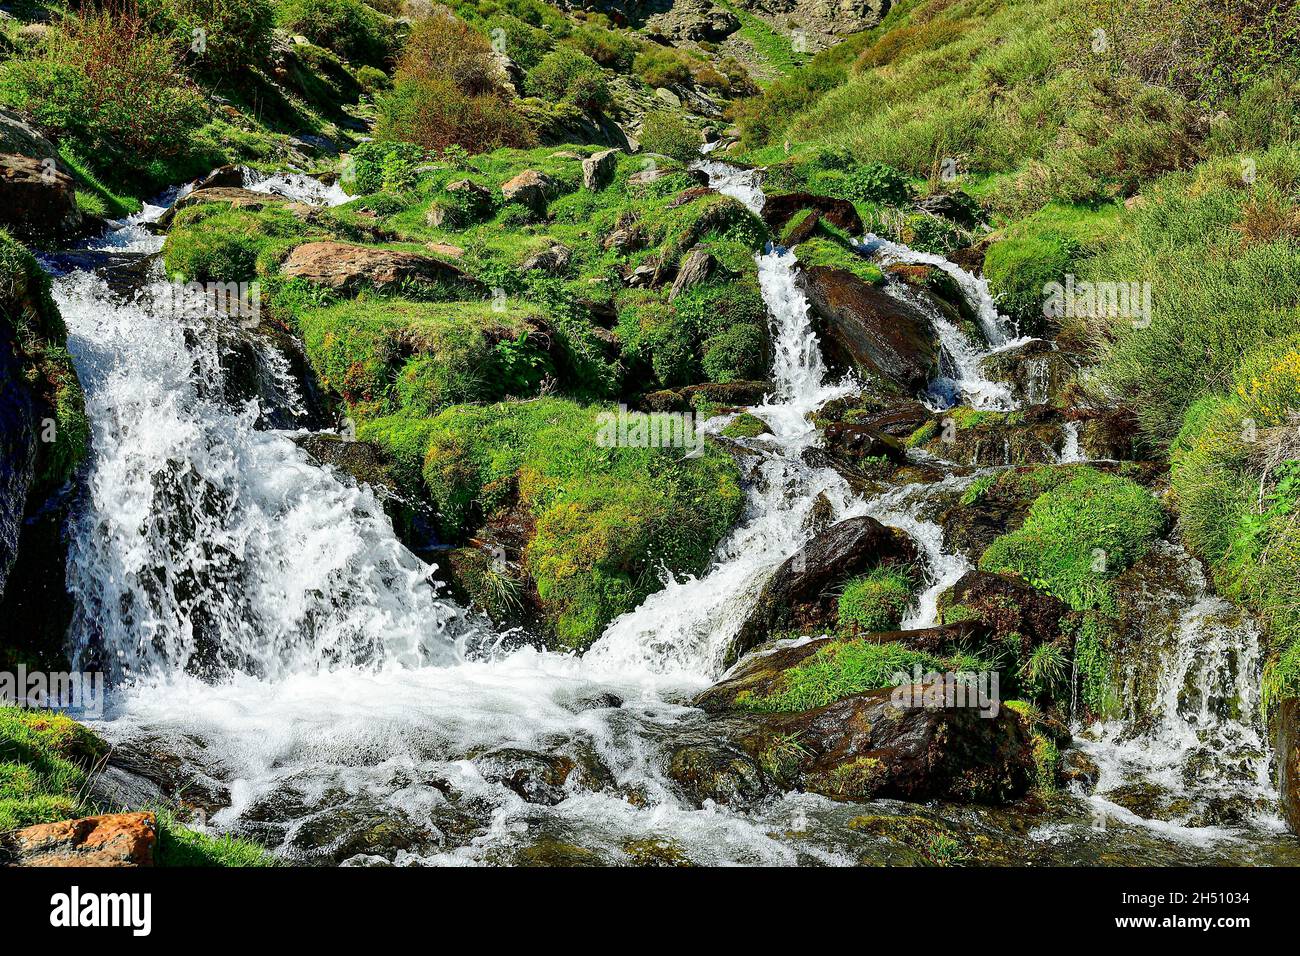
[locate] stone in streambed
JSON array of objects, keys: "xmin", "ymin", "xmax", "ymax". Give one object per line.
[
  {"xmin": 761, "ymin": 192, "xmax": 863, "ymax": 236},
  {"xmin": 798, "ymin": 265, "xmax": 939, "ymax": 393},
  {"xmin": 726, "ymin": 515, "xmax": 918, "ymax": 664}
]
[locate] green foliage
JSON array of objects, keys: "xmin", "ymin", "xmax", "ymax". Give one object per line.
[
  {"xmin": 0, "ymin": 231, "xmax": 89, "ymax": 491},
  {"xmin": 564, "ymin": 22, "xmax": 637, "ymax": 72},
  {"xmin": 275, "ymin": 0, "xmax": 392, "ymax": 66},
  {"xmin": 416, "ymin": 398, "xmax": 744, "ymax": 648},
  {"xmin": 141, "ymin": 0, "xmax": 274, "ymax": 74},
  {"xmin": 980, "ymin": 467, "xmax": 1166, "ymax": 611},
  {"xmin": 837, "ymin": 567, "xmax": 915, "ymax": 633},
  {"xmin": 721, "ymin": 412, "xmax": 770, "ymax": 438},
  {"xmin": 739, "ymin": 641, "xmax": 942, "ymax": 713},
  {"xmin": 155, "ymin": 810, "xmax": 276, "ymax": 866},
  {"xmin": 163, "ymin": 204, "xmax": 314, "ymax": 283},
  {"xmin": 0, "ymin": 7, "xmax": 206, "ymax": 187},
  {"xmin": 794, "ymin": 236, "xmax": 885, "ymax": 284},
  {"xmin": 637, "ymin": 111, "xmax": 700, "ymax": 163},
  {"xmin": 374, "ymin": 77, "xmax": 537, "ymax": 154},
  {"xmin": 485, "ymin": 13, "xmax": 554, "ymax": 70},
  {"xmin": 633, "ymin": 46, "xmax": 692, "ymax": 88},
  {"xmin": 526, "ymin": 47, "xmax": 610, "ymax": 111},
  {"xmin": 701, "ymin": 324, "xmax": 766, "ymax": 383},
  {"xmin": 348, "ymin": 141, "xmax": 427, "ymax": 194},
  {"xmin": 0, "ymin": 707, "xmax": 102, "ymax": 833},
  {"xmin": 983, "ymin": 233, "xmax": 1076, "ymax": 331}
]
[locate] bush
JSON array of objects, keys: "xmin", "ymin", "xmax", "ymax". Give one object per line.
[
  {"xmin": 634, "ymin": 46, "xmax": 691, "ymax": 88},
  {"xmin": 565, "ymin": 22, "xmax": 636, "ymax": 72},
  {"xmin": 348, "ymin": 140, "xmax": 426, "ymax": 194},
  {"xmin": 398, "ymin": 8, "xmax": 500, "ymax": 94},
  {"xmin": 484, "ymin": 13, "xmax": 553, "ymax": 71},
  {"xmin": 983, "ymin": 233, "xmax": 1076, "ymax": 332},
  {"xmin": 702, "ymin": 323, "xmax": 766, "ymax": 382},
  {"xmin": 374, "ymin": 77, "xmax": 536, "ymax": 154},
  {"xmin": 275, "ymin": 0, "xmax": 392, "ymax": 67},
  {"xmin": 142, "ymin": 0, "xmax": 274, "ymax": 74},
  {"xmin": 0, "ymin": 8, "xmax": 206, "ymax": 183},
  {"xmin": 637, "ymin": 110, "xmax": 700, "ymax": 163},
  {"xmin": 525, "ymin": 47, "xmax": 609, "ymax": 111}
]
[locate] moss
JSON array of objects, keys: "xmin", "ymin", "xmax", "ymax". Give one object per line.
[
  {"xmin": 163, "ymin": 205, "xmax": 319, "ymax": 284},
  {"xmin": 419, "ymin": 398, "xmax": 744, "ymax": 649},
  {"xmin": 904, "ymin": 419, "xmax": 938, "ymax": 447},
  {"xmin": 0, "ymin": 231, "xmax": 89, "ymax": 491},
  {"xmin": 837, "ymin": 567, "xmax": 915, "ymax": 634},
  {"xmin": 983, "ymin": 232, "xmax": 1077, "ymax": 333},
  {"xmin": 979, "ymin": 467, "xmax": 1166, "ymax": 612},
  {"xmin": 847, "ymin": 814, "xmax": 969, "ymax": 866},
  {"xmin": 739, "ymin": 640, "xmax": 943, "ymax": 713},
  {"xmin": 794, "ymin": 235, "xmax": 884, "ymax": 284},
  {"xmin": 721, "ymin": 413, "xmax": 770, "ymax": 439},
  {"xmin": 155, "ymin": 810, "xmax": 276, "ymax": 866},
  {"xmin": 701, "ymin": 324, "xmax": 767, "ymax": 383},
  {"xmin": 297, "ymin": 297, "xmax": 552, "ymax": 418}
]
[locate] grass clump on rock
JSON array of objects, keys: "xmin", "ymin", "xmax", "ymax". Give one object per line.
[
  {"xmin": 738, "ymin": 641, "xmax": 942, "ymax": 713},
  {"xmin": 837, "ymin": 566, "xmax": 916, "ymax": 633}
]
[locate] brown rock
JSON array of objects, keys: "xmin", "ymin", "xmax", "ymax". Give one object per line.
[
  {"xmin": 823, "ymin": 421, "xmax": 907, "ymax": 465},
  {"xmin": 1277, "ymin": 698, "xmax": 1300, "ymax": 835},
  {"xmin": 798, "ymin": 265, "xmax": 938, "ymax": 392},
  {"xmin": 501, "ymin": 169, "xmax": 555, "ymax": 214},
  {"xmin": 5, "ymin": 812, "xmax": 157, "ymax": 867},
  {"xmin": 280, "ymin": 241, "xmax": 481, "ymax": 294},
  {"xmin": 426, "ymin": 241, "xmax": 465, "ymax": 259},
  {"xmin": 762, "ymin": 192, "xmax": 863, "ymax": 235},
  {"xmin": 0, "ymin": 153, "xmax": 80, "ymax": 243},
  {"xmin": 582, "ymin": 149, "xmax": 619, "ymax": 191}
]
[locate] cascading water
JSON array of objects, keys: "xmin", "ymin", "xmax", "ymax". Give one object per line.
[{"xmin": 47, "ymin": 159, "xmax": 1300, "ymax": 865}]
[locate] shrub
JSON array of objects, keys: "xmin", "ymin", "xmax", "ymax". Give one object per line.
[
  {"xmin": 348, "ymin": 140, "xmax": 426, "ymax": 194},
  {"xmin": 398, "ymin": 8, "xmax": 500, "ymax": 94},
  {"xmin": 525, "ymin": 47, "xmax": 609, "ymax": 111},
  {"xmin": 485, "ymin": 13, "xmax": 553, "ymax": 70},
  {"xmin": 634, "ymin": 46, "xmax": 691, "ymax": 88},
  {"xmin": 983, "ymin": 233, "xmax": 1076, "ymax": 333},
  {"xmin": 565, "ymin": 22, "xmax": 636, "ymax": 72},
  {"xmin": 374, "ymin": 77, "xmax": 536, "ymax": 154},
  {"xmin": 0, "ymin": 7, "xmax": 206, "ymax": 183},
  {"xmin": 637, "ymin": 110, "xmax": 700, "ymax": 163},
  {"xmin": 702, "ymin": 323, "xmax": 766, "ymax": 382},
  {"xmin": 275, "ymin": 0, "xmax": 392, "ymax": 67},
  {"xmin": 141, "ymin": 0, "xmax": 274, "ymax": 74}
]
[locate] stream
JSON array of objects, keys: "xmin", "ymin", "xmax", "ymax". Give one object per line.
[{"xmin": 36, "ymin": 162, "xmax": 1300, "ymax": 865}]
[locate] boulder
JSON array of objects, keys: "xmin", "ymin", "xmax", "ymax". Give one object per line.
[
  {"xmin": 155, "ymin": 186, "xmax": 299, "ymax": 229},
  {"xmin": 520, "ymin": 243, "xmax": 572, "ymax": 274},
  {"xmin": 668, "ymin": 247, "xmax": 716, "ymax": 300},
  {"xmin": 1277, "ymin": 698, "xmax": 1300, "ymax": 834},
  {"xmin": 727, "ymin": 516, "xmax": 919, "ymax": 664},
  {"xmin": 2, "ymin": 812, "xmax": 157, "ymax": 867},
  {"xmin": 762, "ymin": 192, "xmax": 863, "ymax": 236},
  {"xmin": 280, "ymin": 241, "xmax": 482, "ymax": 294},
  {"xmin": 500, "ymin": 169, "xmax": 555, "ymax": 214},
  {"xmin": 0, "ymin": 153, "xmax": 81, "ymax": 243},
  {"xmin": 937, "ymin": 570, "xmax": 1072, "ymax": 657},
  {"xmin": 823, "ymin": 421, "xmax": 907, "ymax": 465},
  {"xmin": 798, "ymin": 265, "xmax": 939, "ymax": 392},
  {"xmin": 191, "ymin": 164, "xmax": 247, "ymax": 190},
  {"xmin": 582, "ymin": 148, "xmax": 620, "ymax": 190},
  {"xmin": 914, "ymin": 191, "xmax": 983, "ymax": 229}
]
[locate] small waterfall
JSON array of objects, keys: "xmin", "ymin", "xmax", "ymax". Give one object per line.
[
  {"xmin": 1058, "ymin": 421, "xmax": 1083, "ymax": 463},
  {"xmin": 241, "ymin": 167, "xmax": 351, "ymax": 207}
]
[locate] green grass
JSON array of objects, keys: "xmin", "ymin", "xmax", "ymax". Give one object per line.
[
  {"xmin": 979, "ymin": 466, "xmax": 1166, "ymax": 612},
  {"xmin": 738, "ymin": 640, "xmax": 942, "ymax": 713},
  {"xmin": 163, "ymin": 204, "xmax": 322, "ymax": 283},
  {"xmin": 837, "ymin": 567, "xmax": 915, "ymax": 633},
  {"xmin": 714, "ymin": 0, "xmax": 809, "ymax": 81}
]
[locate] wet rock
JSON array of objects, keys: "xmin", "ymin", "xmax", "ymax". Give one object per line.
[
  {"xmin": 500, "ymin": 169, "xmax": 556, "ymax": 215},
  {"xmin": 191, "ymin": 164, "xmax": 247, "ymax": 190},
  {"xmin": 582, "ymin": 148, "xmax": 620, "ymax": 190},
  {"xmin": 798, "ymin": 265, "xmax": 938, "ymax": 392},
  {"xmin": 1277, "ymin": 698, "xmax": 1300, "ymax": 835},
  {"xmin": 644, "ymin": 380, "xmax": 771, "ymax": 412},
  {"xmin": 664, "ymin": 716, "xmax": 771, "ymax": 808},
  {"xmin": 1061, "ymin": 749, "xmax": 1100, "ymax": 792},
  {"xmin": 473, "ymin": 748, "xmax": 577, "ymax": 805},
  {"xmin": 216, "ymin": 321, "xmax": 330, "ymax": 431},
  {"xmin": 980, "ymin": 339, "xmax": 1076, "ymax": 406},
  {"xmin": 3, "ymin": 812, "xmax": 157, "ymax": 867},
  {"xmin": 155, "ymin": 186, "xmax": 298, "ymax": 228},
  {"xmin": 937, "ymin": 570, "xmax": 1072, "ymax": 658},
  {"xmin": 511, "ymin": 838, "xmax": 607, "ymax": 866},
  {"xmin": 916, "ymin": 405, "xmax": 1066, "ymax": 467},
  {"xmin": 280, "ymin": 241, "xmax": 483, "ymax": 295},
  {"xmin": 823, "ymin": 421, "xmax": 907, "ymax": 465},
  {"xmin": 728, "ymin": 515, "xmax": 919, "ymax": 663},
  {"xmin": 914, "ymin": 191, "xmax": 983, "ymax": 229},
  {"xmin": 762, "ymin": 192, "xmax": 863, "ymax": 236}
]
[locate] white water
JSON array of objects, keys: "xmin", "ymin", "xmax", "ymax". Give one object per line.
[
  {"xmin": 241, "ymin": 167, "xmax": 351, "ymax": 207},
  {"xmin": 52, "ymin": 163, "xmax": 1292, "ymax": 864}
]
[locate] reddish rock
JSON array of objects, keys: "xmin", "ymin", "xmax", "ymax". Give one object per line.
[{"xmin": 5, "ymin": 812, "xmax": 157, "ymax": 867}]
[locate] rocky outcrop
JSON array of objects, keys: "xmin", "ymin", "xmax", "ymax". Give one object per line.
[
  {"xmin": 2, "ymin": 812, "xmax": 157, "ymax": 867},
  {"xmin": 823, "ymin": 421, "xmax": 907, "ymax": 465},
  {"xmin": 646, "ymin": 0, "xmax": 739, "ymax": 42},
  {"xmin": 669, "ymin": 247, "xmax": 716, "ymax": 299},
  {"xmin": 798, "ymin": 265, "xmax": 938, "ymax": 392},
  {"xmin": 732, "ymin": 0, "xmax": 890, "ymax": 47},
  {"xmin": 937, "ymin": 570, "xmax": 1072, "ymax": 657},
  {"xmin": 501, "ymin": 169, "xmax": 557, "ymax": 215},
  {"xmin": 727, "ymin": 515, "xmax": 918, "ymax": 663},
  {"xmin": 280, "ymin": 241, "xmax": 482, "ymax": 294}
]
